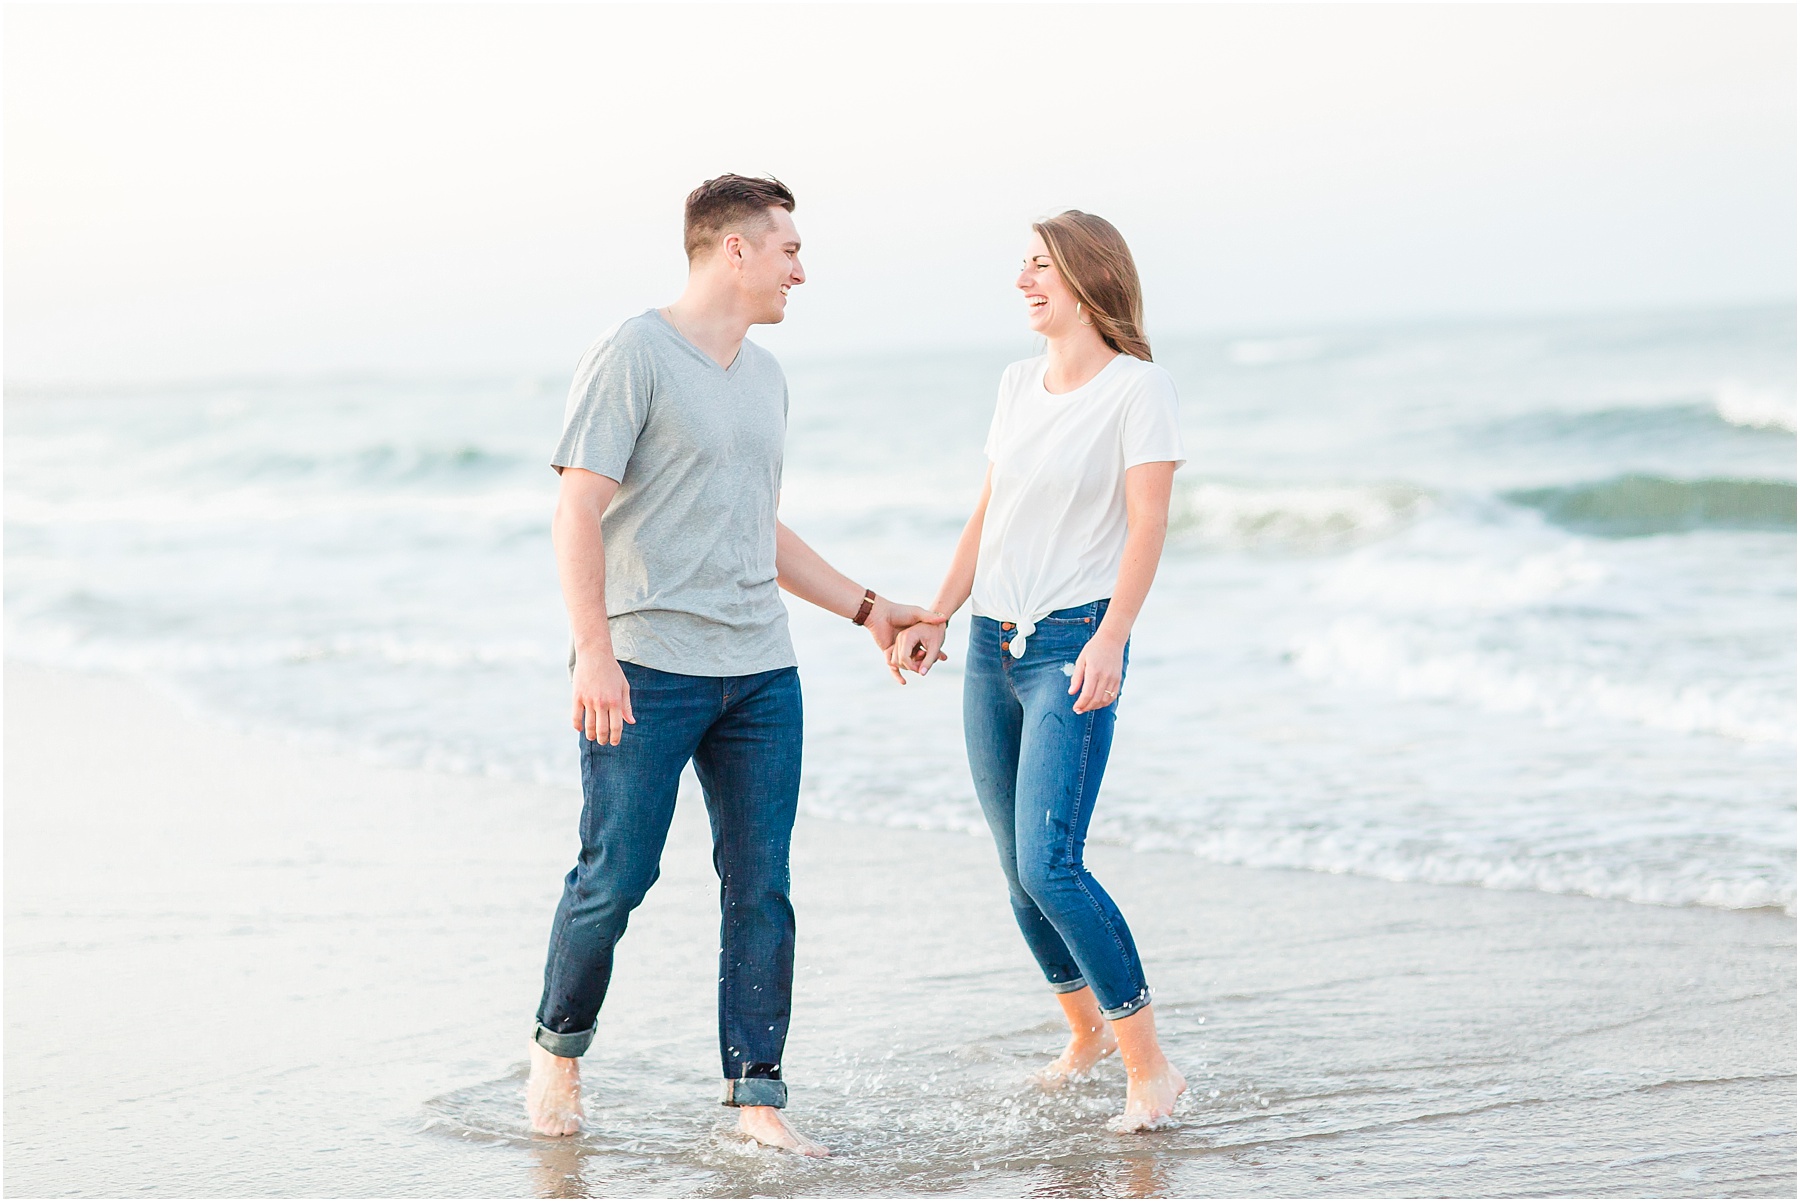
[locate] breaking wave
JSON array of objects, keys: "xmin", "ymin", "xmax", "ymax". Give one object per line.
[
  {"xmin": 1169, "ymin": 481, "xmax": 1430, "ymax": 551},
  {"xmin": 1715, "ymin": 379, "xmax": 1798, "ymax": 432},
  {"xmin": 1505, "ymin": 475, "xmax": 1796, "ymax": 537}
]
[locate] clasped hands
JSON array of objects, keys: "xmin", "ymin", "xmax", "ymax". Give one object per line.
[{"xmin": 861, "ymin": 598, "xmax": 948, "ymax": 685}]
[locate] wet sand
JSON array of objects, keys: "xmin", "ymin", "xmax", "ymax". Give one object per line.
[{"xmin": 6, "ymin": 661, "xmax": 1794, "ymax": 1197}]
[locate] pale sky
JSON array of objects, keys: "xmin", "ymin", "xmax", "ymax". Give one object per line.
[{"xmin": 6, "ymin": 2, "xmax": 1794, "ymax": 384}]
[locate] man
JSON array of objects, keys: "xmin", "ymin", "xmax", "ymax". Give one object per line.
[{"xmin": 526, "ymin": 175, "xmax": 943, "ymax": 1155}]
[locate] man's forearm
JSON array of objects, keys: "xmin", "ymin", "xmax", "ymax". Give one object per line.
[
  {"xmin": 554, "ymin": 498, "xmax": 616, "ymax": 660},
  {"xmin": 774, "ymin": 522, "xmax": 868, "ymax": 618}
]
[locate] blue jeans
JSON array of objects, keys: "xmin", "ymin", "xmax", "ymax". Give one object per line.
[
  {"xmin": 534, "ymin": 661, "xmax": 802, "ymax": 1109},
  {"xmin": 963, "ymin": 600, "xmax": 1151, "ymax": 1020}
]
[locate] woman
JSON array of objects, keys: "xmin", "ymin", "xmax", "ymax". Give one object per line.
[{"xmin": 892, "ymin": 211, "xmax": 1187, "ymax": 1131}]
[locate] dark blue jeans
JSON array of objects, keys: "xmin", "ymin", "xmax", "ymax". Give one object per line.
[
  {"xmin": 534, "ymin": 661, "xmax": 802, "ymax": 1109},
  {"xmin": 963, "ymin": 600, "xmax": 1151, "ymax": 1020}
]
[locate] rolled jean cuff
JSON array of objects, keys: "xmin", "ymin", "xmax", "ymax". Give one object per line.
[
  {"xmin": 533, "ymin": 1021, "xmax": 595, "ymax": 1059},
  {"xmin": 1099, "ymin": 986, "xmax": 1152, "ymax": 1022},
  {"xmin": 720, "ymin": 1077, "xmax": 788, "ymax": 1108},
  {"xmin": 1047, "ymin": 976, "xmax": 1090, "ymax": 995}
]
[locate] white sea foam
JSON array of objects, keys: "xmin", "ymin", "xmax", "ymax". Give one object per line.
[
  {"xmin": 800, "ymin": 790, "xmax": 1795, "ymax": 914},
  {"xmin": 1289, "ymin": 616, "xmax": 1792, "ymax": 744},
  {"xmin": 1320, "ymin": 544, "xmax": 1604, "ymax": 610},
  {"xmin": 1123, "ymin": 825, "xmax": 1794, "ymax": 913},
  {"xmin": 1170, "ymin": 482, "xmax": 1429, "ymax": 550},
  {"xmin": 1714, "ymin": 378, "xmax": 1797, "ymax": 432}
]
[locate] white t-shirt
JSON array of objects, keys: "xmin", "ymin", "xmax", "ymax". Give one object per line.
[{"xmin": 972, "ymin": 353, "xmax": 1186, "ymax": 657}]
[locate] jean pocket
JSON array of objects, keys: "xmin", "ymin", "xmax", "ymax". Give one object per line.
[{"xmin": 1026, "ymin": 623, "xmax": 1096, "ymax": 663}]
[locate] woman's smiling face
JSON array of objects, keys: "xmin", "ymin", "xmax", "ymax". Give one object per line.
[{"xmin": 1017, "ymin": 231, "xmax": 1081, "ymax": 337}]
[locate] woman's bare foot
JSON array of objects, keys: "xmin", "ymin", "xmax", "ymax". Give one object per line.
[
  {"xmin": 1034, "ymin": 1027, "xmax": 1119, "ymax": 1087},
  {"xmin": 1112, "ymin": 1060, "xmax": 1187, "ymax": 1132},
  {"xmin": 1109, "ymin": 1004, "xmax": 1185, "ymax": 1131},
  {"xmin": 1035, "ymin": 986, "xmax": 1118, "ymax": 1088},
  {"xmin": 526, "ymin": 1041, "xmax": 584, "ymax": 1136},
  {"xmin": 737, "ymin": 1106, "xmax": 830, "ymax": 1157}
]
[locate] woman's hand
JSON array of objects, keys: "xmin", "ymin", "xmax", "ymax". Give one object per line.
[
  {"xmin": 1068, "ymin": 631, "xmax": 1125, "ymax": 713},
  {"xmin": 891, "ymin": 622, "xmax": 949, "ymax": 678}
]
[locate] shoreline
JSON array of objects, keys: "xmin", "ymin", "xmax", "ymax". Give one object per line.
[{"xmin": 6, "ymin": 661, "xmax": 1794, "ymax": 1197}]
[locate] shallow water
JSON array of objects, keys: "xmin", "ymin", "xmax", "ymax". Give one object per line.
[
  {"xmin": 6, "ymin": 304, "xmax": 1795, "ymax": 915},
  {"xmin": 6, "ymin": 665, "xmax": 1792, "ymax": 1198},
  {"xmin": 404, "ymin": 804, "xmax": 1796, "ymax": 1199}
]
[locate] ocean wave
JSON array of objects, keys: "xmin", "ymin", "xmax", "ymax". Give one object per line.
[
  {"xmin": 3, "ymin": 486, "xmax": 551, "ymax": 526},
  {"xmin": 1320, "ymin": 544, "xmax": 1605, "ymax": 611},
  {"xmin": 1473, "ymin": 399, "xmax": 1789, "ymax": 452},
  {"xmin": 1113, "ymin": 824, "xmax": 1795, "ymax": 914},
  {"xmin": 1504, "ymin": 475, "xmax": 1796, "ymax": 537},
  {"xmin": 798, "ymin": 791, "xmax": 1793, "ymax": 914},
  {"xmin": 1169, "ymin": 482, "xmax": 1430, "ymax": 551},
  {"xmin": 202, "ymin": 443, "xmax": 531, "ymax": 487},
  {"xmin": 1715, "ymin": 379, "xmax": 1798, "ymax": 432},
  {"xmin": 5, "ymin": 628, "xmax": 559, "ymax": 674},
  {"xmin": 1290, "ymin": 616, "xmax": 1793, "ymax": 743}
]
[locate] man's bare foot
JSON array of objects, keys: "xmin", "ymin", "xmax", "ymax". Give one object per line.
[
  {"xmin": 1033, "ymin": 1027, "xmax": 1119, "ymax": 1088},
  {"xmin": 526, "ymin": 1041, "xmax": 584, "ymax": 1136},
  {"xmin": 737, "ymin": 1105, "xmax": 830, "ymax": 1157},
  {"xmin": 1111, "ymin": 1061, "xmax": 1187, "ymax": 1133}
]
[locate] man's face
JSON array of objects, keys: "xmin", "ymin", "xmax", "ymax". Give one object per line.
[{"xmin": 734, "ymin": 206, "xmax": 805, "ymax": 324}]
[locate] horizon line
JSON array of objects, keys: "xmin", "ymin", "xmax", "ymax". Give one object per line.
[{"xmin": 7, "ymin": 295, "xmax": 1793, "ymax": 399}]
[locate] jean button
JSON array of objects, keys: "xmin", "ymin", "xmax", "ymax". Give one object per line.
[
  {"xmin": 1001, "ymin": 622, "xmax": 1015, "ymax": 631},
  {"xmin": 1000, "ymin": 641, "xmax": 1010, "ymax": 653}
]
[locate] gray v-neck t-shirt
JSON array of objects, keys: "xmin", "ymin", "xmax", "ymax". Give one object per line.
[{"xmin": 551, "ymin": 309, "xmax": 796, "ymax": 677}]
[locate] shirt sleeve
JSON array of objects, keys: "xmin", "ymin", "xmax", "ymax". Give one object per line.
[
  {"xmin": 550, "ymin": 327, "xmax": 653, "ymax": 481},
  {"xmin": 1121, "ymin": 366, "xmax": 1187, "ymax": 470}
]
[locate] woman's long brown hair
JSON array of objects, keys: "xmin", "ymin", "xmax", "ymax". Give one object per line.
[{"xmin": 1032, "ymin": 210, "xmax": 1152, "ymax": 362}]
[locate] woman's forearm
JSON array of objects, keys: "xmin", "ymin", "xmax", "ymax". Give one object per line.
[
  {"xmin": 1095, "ymin": 462, "xmax": 1176, "ymax": 644},
  {"xmin": 930, "ymin": 515, "xmax": 981, "ymax": 616},
  {"xmin": 931, "ymin": 470, "xmax": 992, "ymax": 616}
]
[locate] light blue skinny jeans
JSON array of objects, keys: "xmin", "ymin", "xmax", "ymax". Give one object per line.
[{"xmin": 963, "ymin": 599, "xmax": 1151, "ymax": 1020}]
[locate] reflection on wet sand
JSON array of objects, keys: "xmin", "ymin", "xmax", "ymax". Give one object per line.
[
  {"xmin": 1023, "ymin": 1153, "xmax": 1169, "ymax": 1198},
  {"xmin": 529, "ymin": 1138, "xmax": 595, "ymax": 1200}
]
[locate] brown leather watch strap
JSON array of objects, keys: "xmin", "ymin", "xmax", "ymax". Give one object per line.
[{"xmin": 852, "ymin": 588, "xmax": 876, "ymax": 626}]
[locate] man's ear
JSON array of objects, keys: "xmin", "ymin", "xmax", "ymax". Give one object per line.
[{"xmin": 720, "ymin": 231, "xmax": 744, "ymax": 267}]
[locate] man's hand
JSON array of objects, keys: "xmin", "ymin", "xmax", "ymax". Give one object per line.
[
  {"xmin": 890, "ymin": 622, "xmax": 949, "ymax": 678},
  {"xmin": 571, "ymin": 650, "xmax": 635, "ymax": 745},
  {"xmin": 864, "ymin": 599, "xmax": 946, "ymax": 684}
]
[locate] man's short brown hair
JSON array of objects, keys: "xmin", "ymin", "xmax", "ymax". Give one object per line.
[{"xmin": 683, "ymin": 174, "xmax": 796, "ymax": 263}]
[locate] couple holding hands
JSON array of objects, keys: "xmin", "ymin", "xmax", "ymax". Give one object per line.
[{"xmin": 527, "ymin": 175, "xmax": 1187, "ymax": 1153}]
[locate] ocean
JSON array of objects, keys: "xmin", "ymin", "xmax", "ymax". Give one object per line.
[{"xmin": 7, "ymin": 303, "xmax": 1795, "ymax": 916}]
